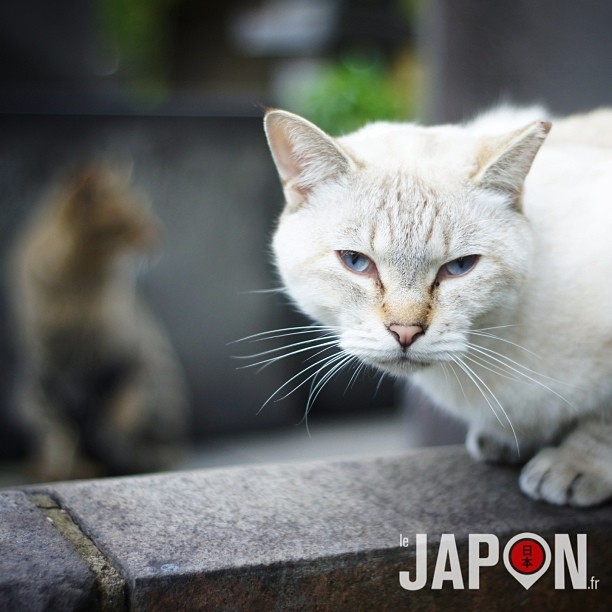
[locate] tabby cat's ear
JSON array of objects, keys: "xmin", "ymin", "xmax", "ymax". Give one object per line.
[
  {"xmin": 472, "ymin": 120, "xmax": 551, "ymax": 202},
  {"xmin": 264, "ymin": 110, "xmax": 354, "ymax": 209}
]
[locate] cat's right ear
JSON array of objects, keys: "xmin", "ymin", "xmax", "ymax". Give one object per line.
[{"xmin": 264, "ymin": 110, "xmax": 354, "ymax": 209}]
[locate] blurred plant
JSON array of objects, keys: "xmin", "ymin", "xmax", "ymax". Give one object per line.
[
  {"xmin": 290, "ymin": 53, "xmax": 413, "ymax": 135},
  {"xmin": 401, "ymin": 0, "xmax": 424, "ymax": 22},
  {"xmin": 97, "ymin": 0, "xmax": 177, "ymax": 108}
]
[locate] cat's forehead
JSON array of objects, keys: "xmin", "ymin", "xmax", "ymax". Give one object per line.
[
  {"xmin": 339, "ymin": 123, "xmax": 479, "ymax": 177},
  {"xmin": 330, "ymin": 173, "xmax": 443, "ymax": 256},
  {"xmin": 341, "ymin": 168, "xmax": 466, "ymax": 231}
]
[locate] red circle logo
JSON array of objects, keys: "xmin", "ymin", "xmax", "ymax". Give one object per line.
[{"xmin": 508, "ymin": 538, "xmax": 546, "ymax": 574}]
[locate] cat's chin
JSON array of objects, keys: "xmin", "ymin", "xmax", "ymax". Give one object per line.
[{"xmin": 368, "ymin": 356, "xmax": 432, "ymax": 377}]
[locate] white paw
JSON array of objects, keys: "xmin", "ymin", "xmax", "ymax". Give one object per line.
[
  {"xmin": 520, "ymin": 447, "xmax": 612, "ymax": 507},
  {"xmin": 466, "ymin": 428, "xmax": 526, "ymax": 465}
]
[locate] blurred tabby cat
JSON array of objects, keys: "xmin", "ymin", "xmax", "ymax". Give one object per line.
[
  {"xmin": 263, "ymin": 106, "xmax": 612, "ymax": 507},
  {"xmin": 12, "ymin": 164, "xmax": 189, "ymax": 481}
]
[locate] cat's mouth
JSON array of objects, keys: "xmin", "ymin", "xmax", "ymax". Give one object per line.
[
  {"xmin": 393, "ymin": 356, "xmax": 431, "ymax": 367},
  {"xmin": 343, "ymin": 342, "xmax": 434, "ymax": 372},
  {"xmin": 370, "ymin": 354, "xmax": 433, "ymax": 371}
]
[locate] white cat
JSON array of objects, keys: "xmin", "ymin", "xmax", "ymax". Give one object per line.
[{"xmin": 263, "ymin": 105, "xmax": 612, "ymax": 507}]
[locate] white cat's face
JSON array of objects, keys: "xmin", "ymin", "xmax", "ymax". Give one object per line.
[{"xmin": 266, "ymin": 111, "xmax": 548, "ymax": 377}]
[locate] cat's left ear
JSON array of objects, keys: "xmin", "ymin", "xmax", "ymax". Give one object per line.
[
  {"xmin": 264, "ymin": 110, "xmax": 355, "ymax": 209},
  {"xmin": 472, "ymin": 120, "xmax": 551, "ymax": 203}
]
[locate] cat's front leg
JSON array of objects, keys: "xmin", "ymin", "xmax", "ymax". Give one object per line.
[
  {"xmin": 519, "ymin": 419, "xmax": 612, "ymax": 507},
  {"xmin": 466, "ymin": 424, "xmax": 537, "ymax": 466}
]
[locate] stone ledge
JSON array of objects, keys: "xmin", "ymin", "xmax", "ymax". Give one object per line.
[
  {"xmin": 0, "ymin": 490, "xmax": 99, "ymax": 611},
  {"xmin": 3, "ymin": 446, "xmax": 612, "ymax": 610},
  {"xmin": 31, "ymin": 493, "xmax": 127, "ymax": 611}
]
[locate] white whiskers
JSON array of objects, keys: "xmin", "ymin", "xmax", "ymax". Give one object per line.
[
  {"xmin": 234, "ymin": 324, "xmax": 361, "ymax": 422},
  {"xmin": 443, "ymin": 327, "xmax": 578, "ymax": 456},
  {"xmin": 466, "ymin": 342, "xmax": 575, "ymax": 404},
  {"xmin": 466, "ymin": 329, "xmax": 540, "ymax": 359},
  {"xmin": 451, "ymin": 354, "xmax": 520, "ymax": 455},
  {"xmin": 234, "ymin": 319, "xmax": 577, "ymax": 451}
]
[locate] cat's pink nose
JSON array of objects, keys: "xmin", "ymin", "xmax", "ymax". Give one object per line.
[{"xmin": 388, "ymin": 324, "xmax": 424, "ymax": 348}]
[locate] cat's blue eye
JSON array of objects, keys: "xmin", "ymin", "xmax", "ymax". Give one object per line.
[
  {"xmin": 439, "ymin": 255, "xmax": 480, "ymax": 280},
  {"xmin": 337, "ymin": 250, "xmax": 377, "ymax": 276}
]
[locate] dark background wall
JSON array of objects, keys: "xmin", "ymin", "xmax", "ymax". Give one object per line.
[
  {"xmin": 0, "ymin": 1, "xmax": 409, "ymax": 460},
  {"xmin": 0, "ymin": 113, "xmax": 399, "ymax": 457},
  {"xmin": 420, "ymin": 0, "xmax": 612, "ymax": 122}
]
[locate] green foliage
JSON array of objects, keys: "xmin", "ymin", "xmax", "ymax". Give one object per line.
[
  {"xmin": 292, "ymin": 55, "xmax": 411, "ymax": 135},
  {"xmin": 97, "ymin": 0, "xmax": 177, "ymax": 108}
]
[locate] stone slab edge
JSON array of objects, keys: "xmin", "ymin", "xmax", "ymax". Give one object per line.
[{"xmin": 28, "ymin": 492, "xmax": 127, "ymax": 612}]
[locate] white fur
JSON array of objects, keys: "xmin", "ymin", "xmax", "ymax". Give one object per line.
[{"xmin": 265, "ymin": 107, "xmax": 612, "ymax": 507}]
